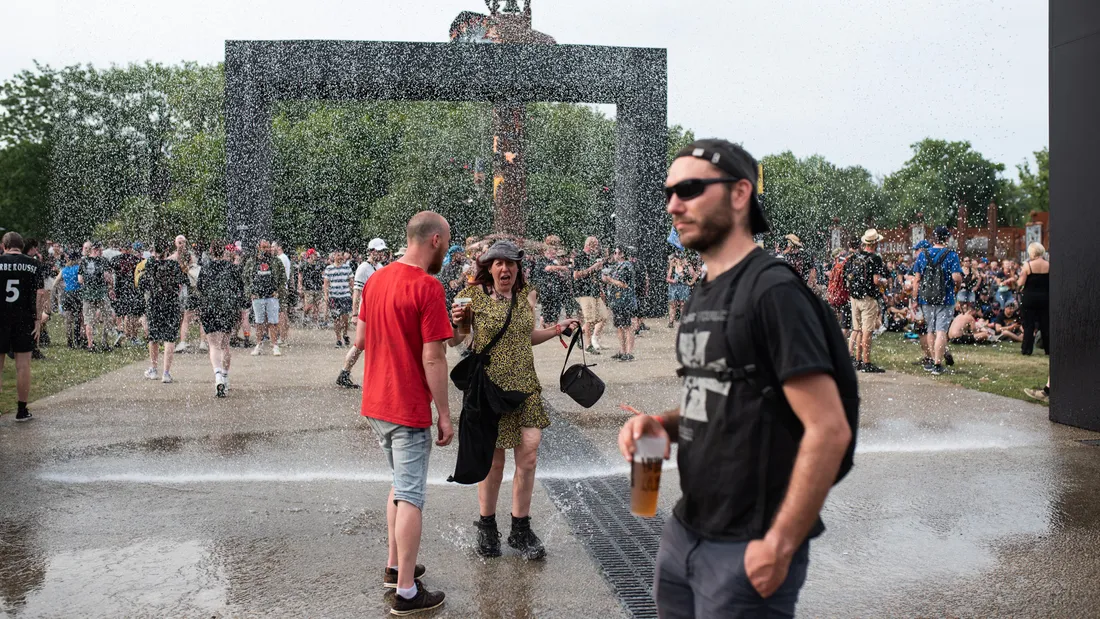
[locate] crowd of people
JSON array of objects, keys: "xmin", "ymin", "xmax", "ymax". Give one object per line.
[
  {"xmin": 821, "ymin": 225, "xmax": 1051, "ymax": 398},
  {"xmin": 0, "ymin": 135, "xmax": 1051, "ymax": 617}
]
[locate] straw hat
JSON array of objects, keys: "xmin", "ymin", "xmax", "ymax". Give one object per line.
[
  {"xmin": 861, "ymin": 229, "xmax": 884, "ymax": 245},
  {"xmin": 785, "ymin": 234, "xmax": 803, "ymax": 248}
]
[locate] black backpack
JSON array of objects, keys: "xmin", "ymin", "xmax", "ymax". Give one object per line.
[
  {"xmin": 918, "ymin": 249, "xmax": 950, "ymax": 305},
  {"xmin": 844, "ymin": 252, "xmax": 873, "ymax": 298},
  {"xmin": 678, "ymin": 253, "xmax": 859, "ymax": 484}
]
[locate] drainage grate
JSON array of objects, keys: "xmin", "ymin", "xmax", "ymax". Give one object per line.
[
  {"xmin": 543, "ymin": 476, "xmax": 664, "ymax": 619},
  {"xmin": 1078, "ymin": 439, "xmax": 1100, "ymax": 447}
]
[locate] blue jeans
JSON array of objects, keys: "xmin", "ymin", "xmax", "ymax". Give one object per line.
[
  {"xmin": 654, "ymin": 516, "xmax": 810, "ymax": 619},
  {"xmin": 251, "ymin": 297, "xmax": 280, "ymax": 324},
  {"xmin": 367, "ymin": 418, "xmax": 432, "ymax": 510}
]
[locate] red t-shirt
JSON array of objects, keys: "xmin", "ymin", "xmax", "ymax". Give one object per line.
[{"xmin": 358, "ymin": 262, "xmax": 453, "ymax": 428}]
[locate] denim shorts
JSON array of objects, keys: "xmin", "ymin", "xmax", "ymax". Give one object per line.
[
  {"xmin": 251, "ymin": 297, "xmax": 280, "ymax": 324},
  {"xmin": 922, "ymin": 304, "xmax": 953, "ymax": 334},
  {"xmin": 366, "ymin": 417, "xmax": 432, "ymax": 511}
]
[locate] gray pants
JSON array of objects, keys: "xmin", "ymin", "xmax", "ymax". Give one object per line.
[{"xmin": 654, "ymin": 516, "xmax": 810, "ymax": 619}]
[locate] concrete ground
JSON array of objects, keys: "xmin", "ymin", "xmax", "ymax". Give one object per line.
[{"xmin": 1, "ymin": 322, "xmax": 1098, "ymax": 617}]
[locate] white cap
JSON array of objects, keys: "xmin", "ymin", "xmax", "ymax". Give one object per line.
[{"xmin": 368, "ymin": 238, "xmax": 387, "ymax": 251}]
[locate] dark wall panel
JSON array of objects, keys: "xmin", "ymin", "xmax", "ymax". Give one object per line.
[{"xmin": 1049, "ymin": 1, "xmax": 1100, "ymax": 430}]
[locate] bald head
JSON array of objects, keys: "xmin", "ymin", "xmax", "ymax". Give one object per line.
[
  {"xmin": 403, "ymin": 211, "xmax": 451, "ymax": 275},
  {"xmin": 407, "ymin": 211, "xmax": 449, "ymax": 245}
]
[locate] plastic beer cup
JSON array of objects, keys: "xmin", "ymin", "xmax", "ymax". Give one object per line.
[{"xmin": 630, "ymin": 435, "xmax": 666, "ymax": 517}]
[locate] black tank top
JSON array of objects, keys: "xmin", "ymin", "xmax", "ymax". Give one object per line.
[{"xmin": 1021, "ymin": 262, "xmax": 1049, "ymax": 305}]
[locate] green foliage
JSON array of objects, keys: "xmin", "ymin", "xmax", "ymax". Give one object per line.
[
  {"xmin": 0, "ymin": 140, "xmax": 50, "ymax": 237},
  {"xmin": 0, "ymin": 61, "xmax": 1050, "ymax": 249},
  {"xmin": 1016, "ymin": 147, "xmax": 1049, "ymax": 215},
  {"xmin": 882, "ymin": 139, "xmax": 1006, "ymax": 228},
  {"xmin": 759, "ymin": 151, "xmax": 883, "ymax": 255}
]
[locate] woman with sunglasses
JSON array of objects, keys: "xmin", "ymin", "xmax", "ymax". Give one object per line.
[{"xmin": 448, "ymin": 241, "xmax": 579, "ymax": 561}]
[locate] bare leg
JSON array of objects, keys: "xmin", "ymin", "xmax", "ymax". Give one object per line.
[
  {"xmin": 394, "ymin": 501, "xmax": 423, "ymax": 591},
  {"xmin": 207, "ymin": 332, "xmax": 224, "ymax": 369},
  {"xmin": 626, "ymin": 325, "xmax": 636, "ymax": 355},
  {"xmin": 343, "ymin": 346, "xmax": 362, "ymax": 372},
  {"xmin": 221, "ymin": 333, "xmax": 232, "ymax": 371},
  {"xmin": 618, "ymin": 326, "xmax": 627, "ymax": 355},
  {"xmin": 861, "ymin": 331, "xmax": 873, "ymax": 363},
  {"xmin": 148, "ymin": 342, "xmax": 159, "ymax": 370},
  {"xmin": 478, "ymin": 449, "xmax": 507, "ymax": 517},
  {"xmin": 14, "ymin": 352, "xmax": 32, "ymax": 402},
  {"xmin": 933, "ymin": 332, "xmax": 947, "ymax": 366},
  {"xmin": 163, "ymin": 344, "xmax": 175, "ymax": 373},
  {"xmin": 511, "ymin": 428, "xmax": 541, "ymax": 519},
  {"xmin": 386, "ymin": 487, "xmax": 398, "ymax": 568}
]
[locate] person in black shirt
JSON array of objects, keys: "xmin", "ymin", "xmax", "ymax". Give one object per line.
[
  {"xmin": 572, "ymin": 236, "xmax": 611, "ymax": 354},
  {"xmin": 844, "ymin": 229, "xmax": 889, "ymax": 373},
  {"xmin": 618, "ymin": 139, "xmax": 851, "ymax": 618},
  {"xmin": 198, "ymin": 242, "xmax": 246, "ymax": 397},
  {"xmin": 298, "ymin": 249, "xmax": 325, "ymax": 326},
  {"xmin": 1, "ymin": 232, "xmax": 48, "ymax": 421},
  {"xmin": 139, "ymin": 241, "xmax": 188, "ymax": 383}
]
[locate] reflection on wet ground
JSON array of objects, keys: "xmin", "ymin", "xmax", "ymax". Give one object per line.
[{"xmin": 1, "ymin": 328, "xmax": 1097, "ymax": 617}]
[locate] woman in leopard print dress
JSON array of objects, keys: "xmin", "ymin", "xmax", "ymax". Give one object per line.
[{"xmin": 449, "ymin": 241, "xmax": 578, "ymax": 560}]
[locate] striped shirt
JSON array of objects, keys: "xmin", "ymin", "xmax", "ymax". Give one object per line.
[{"xmin": 323, "ymin": 263, "xmax": 353, "ymax": 298}]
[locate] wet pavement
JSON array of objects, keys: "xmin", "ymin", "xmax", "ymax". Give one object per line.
[{"xmin": 1, "ymin": 325, "xmax": 1097, "ymax": 617}]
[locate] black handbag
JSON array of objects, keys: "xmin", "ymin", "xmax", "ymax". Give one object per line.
[
  {"xmin": 559, "ymin": 328, "xmax": 605, "ymax": 408},
  {"xmin": 448, "ymin": 291, "xmax": 529, "ymax": 485}
]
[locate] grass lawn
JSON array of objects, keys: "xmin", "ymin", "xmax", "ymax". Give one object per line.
[
  {"xmin": 0, "ymin": 321, "xmax": 147, "ymax": 416},
  {"xmin": 873, "ymin": 331, "xmax": 1050, "ymax": 405}
]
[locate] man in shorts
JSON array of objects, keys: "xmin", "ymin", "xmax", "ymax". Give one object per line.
[
  {"xmin": 110, "ymin": 242, "xmax": 146, "ymax": 346},
  {"xmin": 845, "ymin": 229, "xmax": 888, "ymax": 373},
  {"xmin": 272, "ymin": 241, "xmax": 294, "ymax": 345},
  {"xmin": 336, "ymin": 241, "xmax": 387, "ymax": 388},
  {"xmin": 572, "ymin": 236, "xmax": 611, "ymax": 354},
  {"xmin": 357, "ymin": 211, "xmax": 454, "ymax": 614},
  {"xmin": 78, "ymin": 241, "xmax": 119, "ymax": 352},
  {"xmin": 323, "ymin": 251, "xmax": 354, "ymax": 348},
  {"xmin": 1, "ymin": 232, "xmax": 48, "ymax": 421},
  {"xmin": 246, "ymin": 240, "xmax": 286, "ymax": 357},
  {"xmin": 912, "ymin": 226, "xmax": 963, "ymax": 375}
]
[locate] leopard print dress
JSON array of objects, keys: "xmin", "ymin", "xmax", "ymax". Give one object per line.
[{"xmin": 460, "ymin": 284, "xmax": 550, "ymax": 449}]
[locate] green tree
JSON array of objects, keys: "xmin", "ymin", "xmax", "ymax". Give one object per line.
[
  {"xmin": 1016, "ymin": 146, "xmax": 1049, "ymax": 215},
  {"xmin": 0, "ymin": 141, "xmax": 50, "ymax": 237},
  {"xmin": 882, "ymin": 139, "xmax": 1007, "ymax": 228}
]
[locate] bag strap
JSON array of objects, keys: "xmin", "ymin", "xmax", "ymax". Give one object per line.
[
  {"xmin": 476, "ymin": 288, "xmax": 518, "ymax": 356},
  {"xmin": 560, "ymin": 326, "xmax": 590, "ymax": 377}
]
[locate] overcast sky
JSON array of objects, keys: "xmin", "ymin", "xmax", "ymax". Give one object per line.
[{"xmin": 0, "ymin": 0, "xmax": 1047, "ymax": 177}]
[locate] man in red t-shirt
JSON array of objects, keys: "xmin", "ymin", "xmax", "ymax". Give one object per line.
[{"xmin": 355, "ymin": 210, "xmax": 454, "ymax": 614}]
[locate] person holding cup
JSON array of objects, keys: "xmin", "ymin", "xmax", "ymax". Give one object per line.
[
  {"xmin": 448, "ymin": 240, "xmax": 579, "ymax": 561},
  {"xmin": 618, "ymin": 139, "xmax": 852, "ymax": 618}
]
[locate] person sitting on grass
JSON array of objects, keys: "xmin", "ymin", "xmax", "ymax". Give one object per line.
[
  {"xmin": 949, "ymin": 306, "xmax": 991, "ymax": 345},
  {"xmin": 884, "ymin": 293, "xmax": 909, "ymax": 332},
  {"xmin": 991, "ymin": 302, "xmax": 1024, "ymax": 343}
]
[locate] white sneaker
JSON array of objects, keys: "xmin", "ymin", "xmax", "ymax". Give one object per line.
[
  {"xmin": 215, "ymin": 372, "xmax": 226, "ymax": 398},
  {"xmin": 251, "ymin": 344, "xmax": 262, "ymax": 356},
  {"xmin": 174, "ymin": 342, "xmax": 188, "ymax": 353},
  {"xmin": 223, "ymin": 375, "xmax": 230, "ymax": 392},
  {"xmin": 161, "ymin": 371, "xmax": 173, "ymax": 384},
  {"xmin": 591, "ymin": 336, "xmax": 602, "ymax": 350},
  {"xmin": 144, "ymin": 367, "xmax": 158, "ymax": 380},
  {"xmin": 199, "ymin": 341, "xmax": 209, "ymax": 352},
  {"xmin": 272, "ymin": 344, "xmax": 282, "ymax": 357}
]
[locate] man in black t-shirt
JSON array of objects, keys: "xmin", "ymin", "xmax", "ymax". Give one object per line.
[
  {"xmin": 618, "ymin": 139, "xmax": 851, "ymax": 618},
  {"xmin": 1, "ymin": 232, "xmax": 48, "ymax": 421},
  {"xmin": 572, "ymin": 236, "xmax": 611, "ymax": 353},
  {"xmin": 844, "ymin": 229, "xmax": 889, "ymax": 373}
]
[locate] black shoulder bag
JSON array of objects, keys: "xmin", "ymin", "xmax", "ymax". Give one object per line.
[
  {"xmin": 559, "ymin": 328, "xmax": 606, "ymax": 408},
  {"xmin": 447, "ymin": 291, "xmax": 530, "ymax": 485}
]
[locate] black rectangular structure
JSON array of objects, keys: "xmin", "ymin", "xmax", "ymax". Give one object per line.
[
  {"xmin": 1049, "ymin": 1, "xmax": 1100, "ymax": 430},
  {"xmin": 225, "ymin": 40, "xmax": 667, "ymax": 277}
]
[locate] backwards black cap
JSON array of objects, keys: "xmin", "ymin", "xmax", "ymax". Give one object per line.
[{"xmin": 674, "ymin": 138, "xmax": 770, "ymax": 235}]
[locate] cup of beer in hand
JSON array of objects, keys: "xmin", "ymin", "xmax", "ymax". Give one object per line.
[{"xmin": 630, "ymin": 435, "xmax": 666, "ymax": 518}]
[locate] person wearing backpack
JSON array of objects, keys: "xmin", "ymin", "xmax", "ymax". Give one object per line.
[
  {"xmin": 912, "ymin": 226, "xmax": 963, "ymax": 375},
  {"xmin": 845, "ymin": 229, "xmax": 889, "ymax": 373},
  {"xmin": 198, "ymin": 243, "xmax": 246, "ymax": 397},
  {"xmin": 618, "ymin": 139, "xmax": 855, "ymax": 618}
]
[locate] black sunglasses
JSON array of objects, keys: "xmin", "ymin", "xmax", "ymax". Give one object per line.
[{"xmin": 664, "ymin": 177, "xmax": 743, "ymax": 203}]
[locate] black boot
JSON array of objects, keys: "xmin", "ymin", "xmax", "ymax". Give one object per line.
[
  {"xmin": 507, "ymin": 515, "xmax": 546, "ymax": 561},
  {"xmin": 475, "ymin": 515, "xmax": 501, "ymax": 558}
]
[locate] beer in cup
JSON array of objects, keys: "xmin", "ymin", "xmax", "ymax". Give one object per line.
[{"xmin": 630, "ymin": 435, "xmax": 666, "ymax": 518}]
